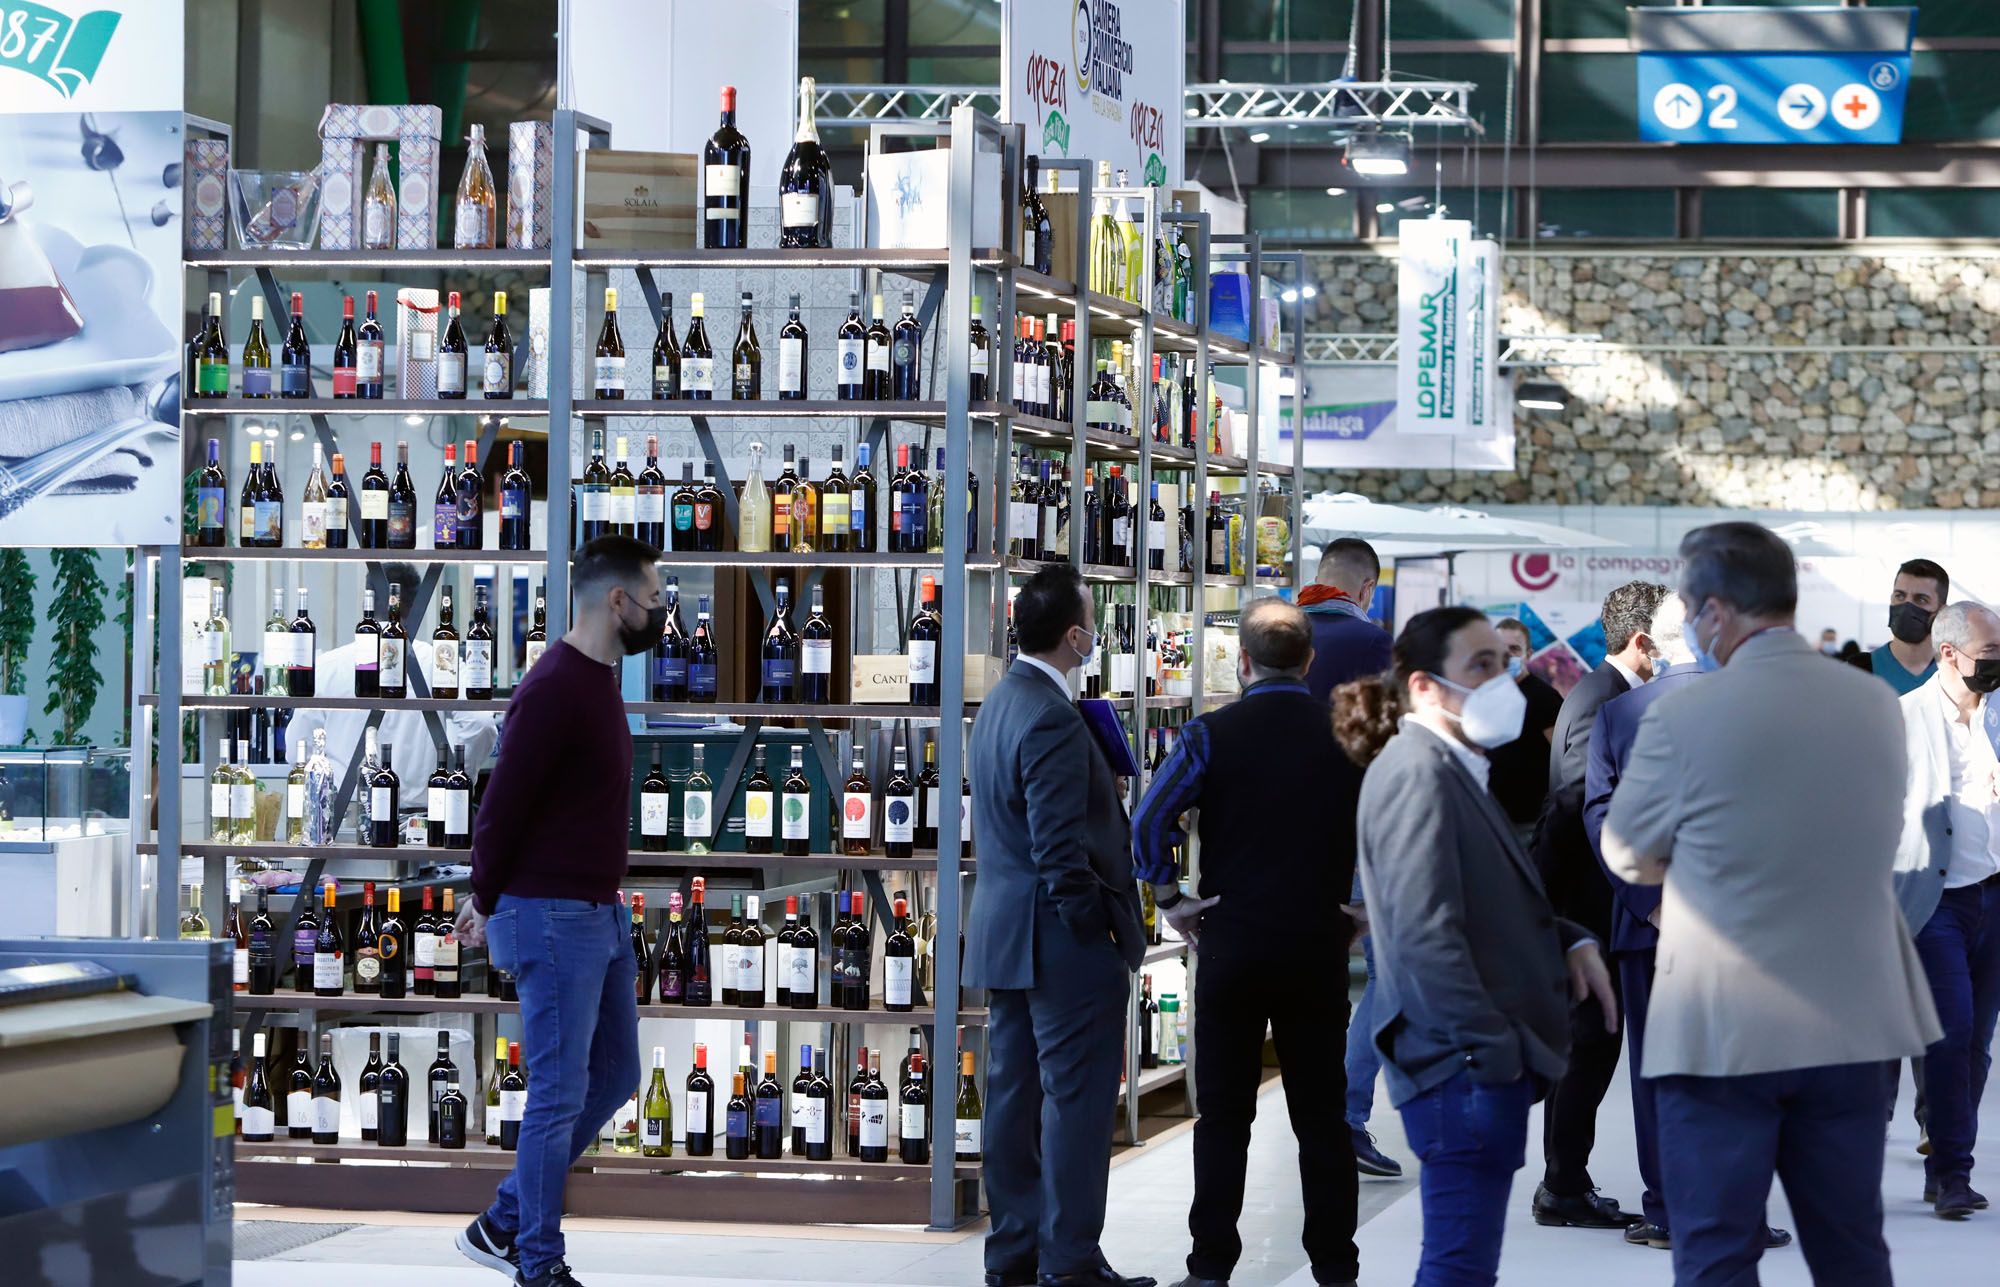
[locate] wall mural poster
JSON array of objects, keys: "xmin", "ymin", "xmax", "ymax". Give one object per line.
[{"xmin": 0, "ymin": 3, "xmax": 185, "ymax": 546}]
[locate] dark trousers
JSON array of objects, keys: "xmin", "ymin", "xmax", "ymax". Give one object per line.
[
  {"xmin": 1539, "ymin": 943, "xmax": 1624, "ymax": 1195},
  {"xmin": 983, "ymin": 911, "xmax": 1130, "ymax": 1277},
  {"xmin": 1915, "ymin": 877, "xmax": 2000, "ymax": 1185},
  {"xmin": 1657, "ymin": 1061, "xmax": 1892, "ymax": 1287},
  {"xmin": 1618, "ymin": 949, "xmax": 1667, "ymax": 1228},
  {"xmin": 1189, "ymin": 931, "xmax": 1360, "ymax": 1284},
  {"xmin": 1398, "ymin": 1071, "xmax": 1534, "ymax": 1287}
]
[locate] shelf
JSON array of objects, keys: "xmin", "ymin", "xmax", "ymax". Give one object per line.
[
  {"xmin": 653, "ymin": 551, "xmax": 996, "ymax": 570},
  {"xmin": 144, "ymin": 842, "xmax": 466, "ymax": 862},
  {"xmin": 233, "ymin": 1135, "xmax": 975, "ymax": 1178},
  {"xmin": 1206, "ymin": 453, "xmax": 1294, "ymax": 478},
  {"xmin": 575, "ymin": 399, "xmax": 1005, "ymax": 421},
  {"xmin": 625, "ymin": 702, "xmax": 951, "ymax": 720},
  {"xmin": 572, "ymin": 247, "xmax": 1016, "ymax": 271},
  {"xmin": 153, "ymin": 841, "xmax": 970, "ymax": 871},
  {"xmin": 183, "ymin": 398, "xmax": 547, "ymax": 417},
  {"xmin": 1015, "ymin": 268, "xmax": 1080, "ymax": 303},
  {"xmin": 1118, "ymin": 1063, "xmax": 1187, "ymax": 1104},
  {"xmin": 145, "ymin": 694, "xmax": 511, "ymax": 712},
  {"xmin": 626, "ymin": 849, "xmax": 972, "ymax": 872},
  {"xmin": 181, "ymin": 547, "xmax": 548, "ymax": 564},
  {"xmin": 186, "ymin": 249, "xmax": 550, "ymax": 270},
  {"xmin": 1005, "ymin": 557, "xmax": 1136, "ymax": 583},
  {"xmin": 232, "ymin": 992, "xmax": 989, "ymax": 1026},
  {"xmin": 1142, "ymin": 940, "xmax": 1186, "ymax": 965},
  {"xmin": 1143, "ymin": 696, "xmax": 1193, "ymax": 710}
]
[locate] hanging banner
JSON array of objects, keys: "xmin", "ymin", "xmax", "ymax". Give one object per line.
[
  {"xmin": 1002, "ymin": 0, "xmax": 1184, "ymax": 187},
  {"xmin": 1632, "ymin": 5, "xmax": 1915, "ymax": 145},
  {"xmin": 0, "ymin": 0, "xmax": 184, "ymax": 546},
  {"xmin": 1396, "ymin": 219, "xmax": 1504, "ymax": 437},
  {"xmin": 1280, "ymin": 362, "xmax": 1515, "ymax": 471}
]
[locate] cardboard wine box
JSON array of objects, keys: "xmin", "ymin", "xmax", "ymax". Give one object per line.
[
  {"xmin": 851, "ymin": 654, "xmax": 1004, "ymax": 704},
  {"xmin": 581, "ymin": 150, "xmax": 698, "ymax": 250}
]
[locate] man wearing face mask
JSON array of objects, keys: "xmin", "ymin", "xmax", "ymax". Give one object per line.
[
  {"xmin": 1871, "ymin": 558, "xmax": 1950, "ymax": 695},
  {"xmin": 1893, "ymin": 600, "xmax": 2000, "ymax": 1220},
  {"xmin": 1605, "ymin": 522, "xmax": 1940, "ymax": 1286},
  {"xmin": 966, "ymin": 562, "xmax": 1153, "ymax": 1287},
  {"xmin": 451, "ymin": 535, "xmax": 661, "ymax": 1287},
  {"xmin": 1334, "ymin": 607, "xmax": 1617, "ymax": 1285}
]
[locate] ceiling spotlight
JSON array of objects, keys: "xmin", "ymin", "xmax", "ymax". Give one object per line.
[
  {"xmin": 1325, "ymin": 186, "xmax": 1346, "ymax": 197},
  {"xmin": 242, "ymin": 422, "xmax": 264, "ymax": 436},
  {"xmin": 1516, "ymin": 379, "xmax": 1571, "ymax": 413},
  {"xmin": 289, "ymin": 428, "xmax": 307, "ymax": 441},
  {"xmin": 404, "ymin": 415, "xmax": 425, "ymax": 427},
  {"xmin": 1249, "ymin": 131, "xmax": 1271, "ymax": 143},
  {"xmin": 1281, "ymin": 288, "xmax": 1300, "ymax": 303},
  {"xmin": 1345, "ymin": 132, "xmax": 1411, "ymax": 177},
  {"xmin": 1301, "ymin": 284, "xmax": 1320, "ymax": 299},
  {"xmin": 1375, "ymin": 202, "xmax": 1395, "ymax": 213}
]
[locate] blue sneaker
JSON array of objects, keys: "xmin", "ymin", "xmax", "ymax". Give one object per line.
[{"xmin": 1350, "ymin": 1125, "xmax": 1403, "ymax": 1178}]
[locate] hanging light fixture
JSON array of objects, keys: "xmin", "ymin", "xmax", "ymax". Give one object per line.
[{"xmin": 1345, "ymin": 132, "xmax": 1411, "ymax": 177}]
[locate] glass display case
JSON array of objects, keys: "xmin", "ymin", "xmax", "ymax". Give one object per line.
[{"xmin": 0, "ymin": 746, "xmax": 132, "ymax": 844}]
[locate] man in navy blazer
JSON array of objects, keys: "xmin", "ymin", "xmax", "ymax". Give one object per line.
[
  {"xmin": 1583, "ymin": 595, "xmax": 1788, "ymax": 1253},
  {"xmin": 965, "ymin": 562, "xmax": 1151, "ymax": 1287}
]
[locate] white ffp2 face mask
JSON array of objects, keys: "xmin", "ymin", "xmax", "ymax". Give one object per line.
[{"xmin": 1430, "ymin": 671, "xmax": 1528, "ymax": 749}]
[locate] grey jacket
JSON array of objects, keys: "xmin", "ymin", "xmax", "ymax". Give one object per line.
[
  {"xmin": 963, "ymin": 661, "xmax": 1147, "ymax": 990},
  {"xmin": 1356, "ymin": 719, "xmax": 1584, "ymax": 1107}
]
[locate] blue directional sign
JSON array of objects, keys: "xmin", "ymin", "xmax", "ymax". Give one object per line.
[{"xmin": 1632, "ymin": 6, "xmax": 1915, "ymax": 145}]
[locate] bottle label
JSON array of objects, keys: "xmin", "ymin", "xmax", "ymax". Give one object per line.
[
  {"xmin": 197, "ymin": 360, "xmax": 229, "ymax": 395},
  {"xmin": 433, "ymin": 639, "xmax": 459, "ymax": 689},
  {"xmin": 428, "ymin": 786, "xmax": 448, "ymax": 825},
  {"xmin": 594, "ymin": 356, "xmax": 625, "ymax": 393},
  {"xmin": 771, "ymin": 495, "xmax": 791, "ymax": 540},
  {"xmin": 802, "ymin": 638, "xmax": 832, "ymax": 676},
  {"xmin": 1149, "ymin": 520, "xmax": 1167, "ymax": 559},
  {"xmin": 779, "ymin": 338, "xmax": 803, "ymax": 393},
  {"xmin": 380, "ymin": 638, "xmax": 405, "ymax": 688},
  {"xmin": 925, "ymin": 787, "xmax": 940, "ymax": 832},
  {"xmin": 866, "ymin": 339, "xmax": 890, "ymax": 374},
  {"xmin": 705, "ymin": 164, "xmax": 741, "ymax": 201},
  {"xmin": 365, "ymin": 204, "xmax": 389, "ymax": 246},
  {"xmin": 434, "ymin": 505, "xmax": 459, "ymax": 547},
  {"xmin": 208, "ymin": 629, "xmax": 229, "ymax": 664},
  {"xmin": 301, "ymin": 501, "xmax": 327, "ymax": 545},
  {"xmin": 356, "ymin": 952, "xmax": 382, "ymax": 985},
  {"xmin": 332, "ymin": 364, "xmax": 357, "ymax": 397},
  {"xmin": 850, "ymin": 490, "xmax": 867, "ymax": 536},
  {"xmin": 434, "ymin": 935, "xmax": 459, "ymax": 973},
  {"xmin": 684, "ymin": 791, "xmax": 712, "ymax": 838},
  {"xmin": 314, "ymin": 949, "xmax": 343, "ymax": 989},
  {"xmin": 956, "ymin": 1118, "xmax": 981, "ymax": 1155},
  {"xmin": 837, "ymin": 338, "xmax": 863, "ymax": 385},
  {"xmin": 388, "ymin": 498, "xmax": 415, "ymax": 544},
  {"xmin": 1111, "ymin": 654, "xmax": 1138, "ymax": 696},
  {"xmin": 1113, "ymin": 516, "xmax": 1131, "ymax": 548},
  {"xmin": 286, "ymin": 783, "xmax": 305, "ymax": 820},
  {"xmin": 691, "ymin": 662, "xmax": 718, "ymax": 696},
  {"xmin": 196, "ymin": 486, "xmax": 224, "ymax": 532},
  {"xmin": 1010, "ymin": 501, "xmax": 1037, "ymax": 541},
  {"xmin": 641, "ymin": 795, "xmax": 669, "ymax": 837},
  {"xmin": 893, "ymin": 338, "xmax": 914, "ymax": 373},
  {"xmin": 501, "ymin": 1089, "xmax": 526, "ymax": 1122},
  {"xmin": 456, "ymin": 199, "xmax": 493, "ymax": 245},
  {"xmin": 885, "ymin": 956, "xmax": 914, "ymax": 1006},
  {"xmin": 326, "ymin": 494, "xmax": 348, "ymax": 532},
  {"xmin": 1011, "ymin": 359, "xmax": 1025, "ymax": 405},
  {"xmin": 762, "ymin": 656, "xmax": 794, "ymax": 693},
  {"xmin": 971, "ymin": 344, "xmax": 989, "ymax": 378},
  {"xmin": 860, "ymin": 1102, "xmax": 888, "ymax": 1148},
  {"xmin": 653, "ymin": 364, "xmax": 674, "ymax": 395},
  {"xmin": 448, "ymin": 789, "xmax": 470, "ymax": 835},
  {"xmin": 436, "ymin": 352, "xmax": 466, "ymax": 394},
  {"xmin": 255, "ymin": 499, "xmax": 282, "ymax": 545},
  {"xmin": 686, "ymin": 1089, "xmax": 709, "ymax": 1127},
  {"xmin": 754, "ymin": 1094, "xmax": 781, "ymax": 1131},
  {"xmin": 281, "ymin": 361, "xmax": 309, "ymax": 396},
  {"xmin": 842, "ymin": 792, "xmax": 872, "ymax": 840},
  {"xmin": 781, "ymin": 191, "xmax": 819, "ymax": 229},
  {"xmin": 353, "ymin": 631, "xmax": 378, "ymax": 668},
  {"xmin": 693, "ymin": 500, "xmax": 715, "ymax": 532},
  {"xmin": 230, "ymin": 782, "xmax": 254, "ymax": 821},
  {"xmin": 242, "ymin": 366, "xmax": 272, "ymax": 397},
  {"xmin": 371, "ymin": 785, "xmax": 393, "ymax": 822},
  {"xmin": 464, "ymin": 641, "xmax": 493, "ymax": 691},
  {"xmin": 210, "ymin": 783, "xmax": 229, "ymax": 824},
  {"xmin": 1034, "ymin": 363, "xmax": 1051, "ymax": 409},
  {"xmin": 414, "ymin": 931, "xmax": 437, "ymax": 968},
  {"xmin": 287, "ymin": 1090, "xmax": 311, "ymax": 1124},
  {"xmin": 502, "ymin": 484, "xmax": 527, "ymax": 520},
  {"xmin": 901, "ymin": 1102, "xmax": 925, "ymax": 1141},
  {"xmin": 610, "ymin": 488, "xmax": 637, "ymax": 526},
  {"xmin": 733, "ymin": 360, "xmax": 754, "ymax": 392},
  {"xmin": 745, "ymin": 789, "xmax": 775, "ymax": 839},
  {"xmin": 741, "ymin": 943, "xmax": 764, "ymax": 996},
  {"xmin": 962, "ymin": 798, "xmax": 972, "ymax": 844},
  {"xmin": 242, "ymin": 1105, "xmax": 274, "ymax": 1136},
  {"xmin": 819, "ymin": 492, "xmax": 849, "ymax": 536},
  {"xmin": 360, "ymin": 1090, "xmax": 379, "ymax": 1131},
  {"xmin": 294, "ymin": 928, "xmax": 315, "ymax": 969},
  {"xmin": 908, "ymin": 640, "xmax": 938, "ymax": 687},
  {"xmin": 643, "ymin": 1116, "xmax": 665, "ymax": 1148},
  {"xmin": 654, "ymin": 654, "xmax": 688, "ymax": 692},
  {"xmin": 360, "ymin": 489, "xmax": 389, "ymax": 521},
  {"xmin": 682, "ymin": 356, "xmax": 714, "ymax": 393},
  {"xmin": 358, "ymin": 342, "xmax": 384, "ymax": 383},
  {"xmin": 885, "ymin": 795, "xmax": 915, "ymax": 844},
  {"xmin": 802, "ymin": 1096, "xmax": 827, "ymax": 1143},
  {"xmin": 484, "ymin": 353, "xmax": 511, "ymax": 394},
  {"xmin": 233, "ymin": 944, "xmax": 249, "ymax": 985},
  {"xmin": 727, "ymin": 1106, "xmax": 748, "ymax": 1139},
  {"xmin": 524, "ymin": 640, "xmax": 546, "ymax": 671},
  {"xmin": 786, "ymin": 943, "xmax": 814, "ymax": 995},
  {"xmin": 782, "ymin": 791, "xmax": 811, "ymax": 841},
  {"xmin": 580, "ymin": 487, "xmax": 610, "ymax": 522},
  {"xmin": 639, "ymin": 487, "xmax": 667, "ymax": 526},
  {"xmin": 1039, "ymin": 502, "xmax": 1057, "ymax": 551}
]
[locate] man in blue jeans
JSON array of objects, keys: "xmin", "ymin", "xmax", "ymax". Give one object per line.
[
  {"xmin": 1342, "ymin": 879, "xmax": 1402, "ymax": 1178},
  {"xmin": 453, "ymin": 536, "xmax": 666, "ymax": 1287}
]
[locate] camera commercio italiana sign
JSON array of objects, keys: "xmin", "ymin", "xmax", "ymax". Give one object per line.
[
  {"xmin": 1002, "ymin": 0, "xmax": 1184, "ymax": 187},
  {"xmin": 1395, "ymin": 219, "xmax": 1503, "ymax": 438},
  {"xmin": 1632, "ymin": 5, "xmax": 1914, "ymax": 145},
  {"xmin": 0, "ymin": 2, "xmax": 182, "ymax": 112}
]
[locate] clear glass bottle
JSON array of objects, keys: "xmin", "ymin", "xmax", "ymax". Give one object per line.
[
  {"xmin": 204, "ymin": 586, "xmax": 232, "ymax": 696},
  {"xmin": 1090, "ymin": 160, "xmax": 1119, "ymax": 296},
  {"xmin": 738, "ymin": 441, "xmax": 771, "ymax": 553},
  {"xmin": 453, "ymin": 124, "xmax": 497, "ymax": 250},
  {"xmin": 363, "ymin": 143, "xmax": 397, "ymax": 250}
]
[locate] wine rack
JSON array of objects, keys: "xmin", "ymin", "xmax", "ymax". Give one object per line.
[{"xmin": 142, "ymin": 103, "xmax": 1302, "ymax": 1231}]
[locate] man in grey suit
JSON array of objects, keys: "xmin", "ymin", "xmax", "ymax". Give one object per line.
[
  {"xmin": 965, "ymin": 562, "xmax": 1152, "ymax": 1287},
  {"xmin": 1606, "ymin": 521, "xmax": 1942, "ymax": 1286}
]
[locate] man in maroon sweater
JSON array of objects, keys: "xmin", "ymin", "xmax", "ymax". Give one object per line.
[{"xmin": 453, "ymin": 535, "xmax": 663, "ymax": 1287}]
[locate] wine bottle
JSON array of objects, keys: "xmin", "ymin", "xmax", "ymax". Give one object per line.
[
  {"xmin": 969, "ymin": 295, "xmax": 991, "ymax": 401},
  {"xmin": 797, "ymin": 585, "xmax": 835, "ymax": 705},
  {"xmin": 890, "ymin": 291, "xmax": 922, "ymax": 400},
  {"xmin": 481, "ymin": 290, "xmax": 514, "ymax": 397},
  {"xmin": 731, "ymin": 291, "xmax": 761, "ymax": 400},
  {"xmin": 631, "ymin": 891, "xmax": 653, "ymax": 1003},
  {"xmin": 454, "ymin": 123, "xmax": 497, "ymax": 249},
  {"xmin": 658, "ymin": 894, "xmax": 688, "ymax": 1003},
  {"xmin": 780, "ymin": 75, "xmax": 833, "ymax": 247},
  {"xmin": 686, "ymin": 878, "xmax": 713, "ymax": 1005},
  {"xmin": 313, "ymin": 881, "xmax": 345, "ymax": 996},
  {"xmin": 717, "ymin": 894, "xmax": 743, "ymax": 1007},
  {"xmin": 241, "ymin": 294, "xmax": 273, "ymax": 398},
  {"xmin": 285, "ymin": 1036, "xmax": 314, "ymax": 1137},
  {"xmin": 195, "ymin": 290, "xmax": 229, "ymax": 398},
  {"xmin": 194, "ymin": 437, "xmax": 226, "ymax": 547},
  {"xmin": 685, "ymin": 1042, "xmax": 716, "ymax": 1155},
  {"xmin": 234, "ymin": 442, "xmax": 260, "ymax": 549},
  {"xmin": 498, "ymin": 1042, "xmax": 526, "ymax": 1150},
  {"xmin": 955, "ymin": 1051, "xmax": 983, "ymax": 1160},
  {"xmin": 484, "ymin": 1035, "xmax": 508, "ymax": 1145},
  {"xmin": 255, "ymin": 441, "xmax": 284, "ymax": 548},
  {"xmin": 523, "ymin": 585, "xmax": 547, "ymax": 673},
  {"xmin": 426, "ymin": 746, "xmax": 453, "ymax": 844},
  {"xmin": 387, "ymin": 441, "xmax": 418, "ymax": 548},
  {"xmin": 594, "ymin": 287, "xmax": 625, "ymax": 398},
  {"xmin": 836, "ymin": 293, "xmax": 866, "ymax": 400},
  {"xmin": 290, "ymin": 882, "xmax": 319, "ymax": 993},
  {"xmin": 637, "ymin": 435, "xmax": 668, "ymax": 550},
  {"xmin": 434, "ymin": 889, "xmax": 463, "ymax": 998},
  {"xmin": 703, "ymin": 86, "xmax": 751, "ymax": 249},
  {"xmin": 689, "ymin": 596, "xmax": 719, "ymax": 703},
  {"xmin": 801, "ymin": 1047, "xmax": 833, "ymax": 1160},
  {"xmin": 652, "ymin": 292, "xmax": 681, "ymax": 399},
  {"xmin": 844, "ymin": 890, "xmax": 873, "ymax": 1010},
  {"xmin": 908, "ymin": 575, "xmax": 941, "ymax": 706},
  {"xmin": 433, "ymin": 444, "xmax": 460, "ymax": 551},
  {"xmin": 743, "ymin": 747, "xmax": 775, "ymax": 856},
  {"xmin": 643, "ymin": 1046, "xmax": 673, "ymax": 1157},
  {"xmin": 859, "ymin": 1060, "xmax": 890, "ymax": 1163},
  {"xmin": 681, "ymin": 292, "xmax": 715, "ymax": 399},
  {"xmin": 353, "ymin": 880, "xmax": 382, "ymax": 994},
  {"xmin": 842, "ymin": 746, "xmax": 873, "ymax": 856},
  {"xmin": 864, "ymin": 295, "xmax": 893, "ymax": 399},
  {"xmin": 754, "ymin": 1051, "xmax": 784, "ymax": 1159},
  {"xmin": 789, "ymin": 895, "xmax": 819, "ymax": 1009},
  {"xmin": 359, "ymin": 289, "xmax": 387, "ymax": 399},
  {"xmin": 368, "ymin": 744, "xmax": 400, "ymax": 847},
  {"xmin": 777, "ymin": 294, "xmax": 807, "ymax": 399},
  {"xmin": 791, "ymin": 454, "xmax": 819, "ymax": 553},
  {"xmin": 331, "ymin": 294, "xmax": 358, "ymax": 397},
  {"xmin": 770, "ymin": 444, "xmax": 798, "ymax": 553},
  {"xmin": 884, "ymin": 896, "xmax": 916, "ymax": 1012},
  {"xmin": 438, "ymin": 1077, "xmax": 469, "ymax": 1149},
  {"xmin": 281, "ymin": 291, "xmax": 311, "ymax": 397},
  {"xmin": 1023, "ymin": 153, "xmax": 1053, "ymax": 274},
  {"xmin": 413, "ymin": 887, "xmax": 437, "ymax": 995},
  {"xmin": 377, "ymin": 1034, "xmax": 410, "ymax": 1147},
  {"xmin": 579, "ymin": 428, "xmax": 611, "ymax": 542},
  {"xmin": 435, "ymin": 291, "xmax": 467, "ymax": 399},
  {"xmin": 884, "ymin": 747, "xmax": 916, "ymax": 862},
  {"xmin": 378, "ymin": 587, "xmax": 409, "ymax": 700},
  {"xmin": 498, "ymin": 441, "xmax": 532, "ymax": 550},
  {"xmin": 739, "ymin": 441, "xmax": 771, "ymax": 552},
  {"xmin": 693, "ymin": 462, "xmax": 725, "ymax": 552},
  {"xmin": 684, "ymin": 745, "xmax": 714, "ymax": 856},
  {"xmin": 651, "ymin": 577, "xmax": 689, "ymax": 702},
  {"xmin": 725, "ymin": 1071, "xmax": 752, "ymax": 1160},
  {"xmin": 915, "ymin": 740, "xmax": 942, "ymax": 850},
  {"xmin": 447, "ymin": 746, "xmax": 473, "ymax": 847},
  {"xmin": 899, "ymin": 1052, "xmax": 929, "ymax": 1163},
  {"xmin": 457, "ymin": 439, "xmax": 484, "ymax": 548},
  {"xmin": 242, "ymin": 1033, "xmax": 275, "ymax": 1140},
  {"xmin": 609, "ymin": 436, "xmax": 637, "ymax": 537},
  {"xmin": 640, "ymin": 748, "xmax": 672, "ymax": 852},
  {"xmin": 379, "ymin": 886, "xmax": 408, "ymax": 1000},
  {"xmin": 761, "ymin": 580, "xmax": 797, "ymax": 703},
  {"xmin": 741, "ymin": 894, "xmax": 767, "ymax": 1008}
]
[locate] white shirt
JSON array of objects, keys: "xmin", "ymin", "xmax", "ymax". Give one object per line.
[
  {"xmin": 1935, "ymin": 683, "xmax": 2000, "ymax": 888},
  {"xmin": 1017, "ymin": 654, "xmax": 1073, "ymax": 698},
  {"xmin": 1407, "ymin": 713, "xmax": 1490, "ymax": 791},
  {"xmin": 1606, "ymin": 656, "xmax": 1648, "ymax": 691},
  {"xmin": 296, "ymin": 639, "xmax": 502, "ymax": 794}
]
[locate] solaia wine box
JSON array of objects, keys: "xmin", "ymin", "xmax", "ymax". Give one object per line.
[
  {"xmin": 581, "ymin": 150, "xmax": 699, "ymax": 249},
  {"xmin": 850, "ymin": 654, "xmax": 1003, "ymax": 704}
]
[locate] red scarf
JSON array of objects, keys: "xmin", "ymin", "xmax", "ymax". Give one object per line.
[{"xmin": 1298, "ymin": 585, "xmax": 1353, "ymax": 608}]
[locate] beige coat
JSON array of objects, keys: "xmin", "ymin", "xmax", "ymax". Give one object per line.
[{"xmin": 1604, "ymin": 628, "xmax": 1941, "ymax": 1078}]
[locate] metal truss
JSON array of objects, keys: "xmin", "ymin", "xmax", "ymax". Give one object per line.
[
  {"xmin": 812, "ymin": 80, "xmax": 1481, "ymax": 134},
  {"xmin": 1302, "ymin": 332, "xmax": 1606, "ymax": 368}
]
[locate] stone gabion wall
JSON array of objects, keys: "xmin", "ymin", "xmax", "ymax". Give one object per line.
[{"xmin": 1309, "ymin": 250, "xmax": 2000, "ymax": 511}]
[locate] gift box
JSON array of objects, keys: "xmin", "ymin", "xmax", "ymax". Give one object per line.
[
  {"xmin": 528, "ymin": 287, "xmax": 551, "ymax": 397},
  {"xmin": 397, "ymin": 288, "xmax": 440, "ymax": 398},
  {"xmin": 318, "ymin": 103, "xmax": 444, "ymax": 249},
  {"xmin": 184, "ymin": 138, "xmax": 229, "ymax": 253},
  {"xmin": 580, "ymin": 149, "xmax": 699, "ymax": 249},
  {"xmin": 866, "ymin": 147, "xmax": 1000, "ymax": 249},
  {"xmin": 508, "ymin": 120, "xmax": 555, "ymax": 249}
]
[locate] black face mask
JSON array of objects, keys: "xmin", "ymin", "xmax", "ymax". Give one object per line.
[
  {"xmin": 1889, "ymin": 602, "xmax": 1935, "ymax": 645},
  {"xmin": 1963, "ymin": 657, "xmax": 2000, "ymax": 695},
  {"xmin": 617, "ymin": 600, "xmax": 670, "ymax": 656}
]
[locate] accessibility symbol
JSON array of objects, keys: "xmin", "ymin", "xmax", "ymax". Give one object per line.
[
  {"xmin": 1779, "ymin": 84, "xmax": 1827, "ymax": 131},
  {"xmin": 1652, "ymin": 82, "xmax": 1702, "ymax": 131},
  {"xmin": 1831, "ymin": 83, "xmax": 1882, "ymax": 131},
  {"xmin": 1870, "ymin": 61, "xmax": 1901, "ymax": 92}
]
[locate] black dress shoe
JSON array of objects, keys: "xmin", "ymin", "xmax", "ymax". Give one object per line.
[
  {"xmin": 1623, "ymin": 1221, "xmax": 1670, "ymax": 1250},
  {"xmin": 1170, "ymin": 1277, "xmax": 1228, "ymax": 1287},
  {"xmin": 1037, "ymin": 1268, "xmax": 1157, "ymax": 1287},
  {"xmin": 1531, "ymin": 1183, "xmax": 1643, "ymax": 1229},
  {"xmin": 1923, "ymin": 1179, "xmax": 1990, "ymax": 1210},
  {"xmin": 1764, "ymin": 1225, "xmax": 1792, "ymax": 1249},
  {"xmin": 1935, "ymin": 1178, "xmax": 1979, "ymax": 1220},
  {"xmin": 987, "ymin": 1272, "xmax": 1037, "ymax": 1287}
]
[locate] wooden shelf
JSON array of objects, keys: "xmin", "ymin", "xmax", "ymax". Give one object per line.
[
  {"xmin": 234, "ymin": 1135, "xmax": 977, "ymax": 1178},
  {"xmin": 1142, "ymin": 940, "xmax": 1186, "ymax": 965},
  {"xmin": 1118, "ymin": 1062, "xmax": 1187, "ymax": 1104}
]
